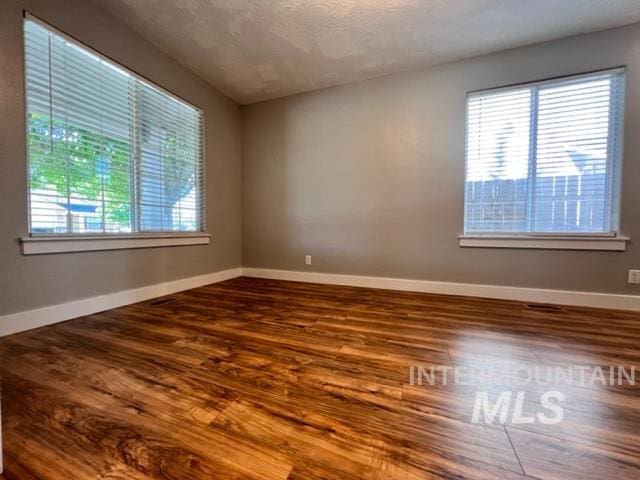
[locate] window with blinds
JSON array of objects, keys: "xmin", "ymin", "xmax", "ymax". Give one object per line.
[
  {"xmin": 464, "ymin": 68, "xmax": 625, "ymax": 235},
  {"xmin": 24, "ymin": 16, "xmax": 204, "ymax": 235}
]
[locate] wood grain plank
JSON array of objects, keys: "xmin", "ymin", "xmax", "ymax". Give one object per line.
[{"xmin": 0, "ymin": 276, "xmax": 638, "ymax": 479}]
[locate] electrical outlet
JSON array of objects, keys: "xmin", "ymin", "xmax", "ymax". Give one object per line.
[
  {"xmin": 305, "ymin": 255, "xmax": 312, "ymax": 265},
  {"xmin": 628, "ymin": 270, "xmax": 640, "ymax": 285}
]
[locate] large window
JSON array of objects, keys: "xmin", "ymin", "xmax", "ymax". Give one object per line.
[
  {"xmin": 24, "ymin": 17, "xmax": 204, "ymax": 236},
  {"xmin": 464, "ymin": 68, "xmax": 625, "ymax": 236}
]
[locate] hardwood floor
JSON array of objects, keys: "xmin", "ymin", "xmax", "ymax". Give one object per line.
[{"xmin": 0, "ymin": 276, "xmax": 639, "ymax": 479}]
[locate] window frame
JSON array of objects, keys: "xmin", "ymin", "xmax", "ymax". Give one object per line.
[
  {"xmin": 21, "ymin": 13, "xmax": 207, "ymax": 253},
  {"xmin": 460, "ymin": 68, "xmax": 628, "ymax": 251}
]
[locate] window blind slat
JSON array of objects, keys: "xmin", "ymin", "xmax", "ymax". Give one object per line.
[{"xmin": 25, "ymin": 17, "xmax": 204, "ymax": 235}]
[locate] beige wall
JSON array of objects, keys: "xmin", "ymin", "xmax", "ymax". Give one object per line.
[
  {"xmin": 242, "ymin": 23, "xmax": 640, "ymax": 295},
  {"xmin": 1, "ymin": 2, "xmax": 639, "ymax": 319},
  {"xmin": 0, "ymin": 0, "xmax": 242, "ymax": 316}
]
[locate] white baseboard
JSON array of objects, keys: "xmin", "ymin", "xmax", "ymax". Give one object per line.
[
  {"xmin": 242, "ymin": 268, "xmax": 640, "ymax": 311},
  {"xmin": 2, "ymin": 266, "xmax": 638, "ymax": 338},
  {"xmin": 0, "ymin": 267, "xmax": 242, "ymax": 337}
]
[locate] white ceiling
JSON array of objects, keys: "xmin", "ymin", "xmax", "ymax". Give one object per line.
[{"xmin": 91, "ymin": 0, "xmax": 640, "ymax": 104}]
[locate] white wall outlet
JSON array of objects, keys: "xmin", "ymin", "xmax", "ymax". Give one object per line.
[
  {"xmin": 628, "ymin": 270, "xmax": 640, "ymax": 285},
  {"xmin": 305, "ymin": 255, "xmax": 312, "ymax": 265}
]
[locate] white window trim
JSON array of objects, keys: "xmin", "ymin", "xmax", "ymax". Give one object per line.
[
  {"xmin": 24, "ymin": 14, "xmax": 206, "ymax": 238},
  {"xmin": 20, "ymin": 233, "xmax": 211, "ymax": 255},
  {"xmin": 458, "ymin": 234, "xmax": 628, "ymax": 251},
  {"xmin": 463, "ymin": 67, "xmax": 626, "ymax": 237}
]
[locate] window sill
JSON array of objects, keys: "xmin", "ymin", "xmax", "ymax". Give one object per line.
[
  {"xmin": 20, "ymin": 233, "xmax": 211, "ymax": 255},
  {"xmin": 458, "ymin": 235, "xmax": 629, "ymax": 251}
]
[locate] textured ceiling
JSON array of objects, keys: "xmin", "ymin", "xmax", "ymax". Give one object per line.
[{"xmin": 91, "ymin": 0, "xmax": 640, "ymax": 104}]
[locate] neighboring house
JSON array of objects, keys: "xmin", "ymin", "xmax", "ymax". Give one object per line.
[
  {"xmin": 30, "ymin": 189, "xmax": 104, "ymax": 234},
  {"xmin": 29, "ymin": 188, "xmax": 197, "ymax": 233}
]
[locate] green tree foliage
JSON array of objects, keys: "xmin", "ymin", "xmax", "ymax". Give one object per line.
[
  {"xmin": 28, "ymin": 112, "xmax": 198, "ymax": 231},
  {"xmin": 28, "ymin": 112, "xmax": 132, "ymax": 228}
]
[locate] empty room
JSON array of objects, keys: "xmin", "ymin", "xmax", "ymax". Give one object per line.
[{"xmin": 1, "ymin": 0, "xmax": 640, "ymax": 478}]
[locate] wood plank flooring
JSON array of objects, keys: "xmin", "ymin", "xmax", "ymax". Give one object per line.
[{"xmin": 0, "ymin": 276, "xmax": 639, "ymax": 479}]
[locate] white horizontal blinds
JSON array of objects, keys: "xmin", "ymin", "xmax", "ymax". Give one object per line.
[
  {"xmin": 464, "ymin": 68, "xmax": 624, "ymax": 235},
  {"xmin": 24, "ymin": 17, "xmax": 204, "ymax": 236},
  {"xmin": 137, "ymin": 83, "xmax": 204, "ymax": 232},
  {"xmin": 534, "ymin": 72, "xmax": 624, "ymax": 233},
  {"xmin": 465, "ymin": 88, "xmax": 532, "ymax": 232},
  {"xmin": 25, "ymin": 19, "xmax": 133, "ymax": 234}
]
